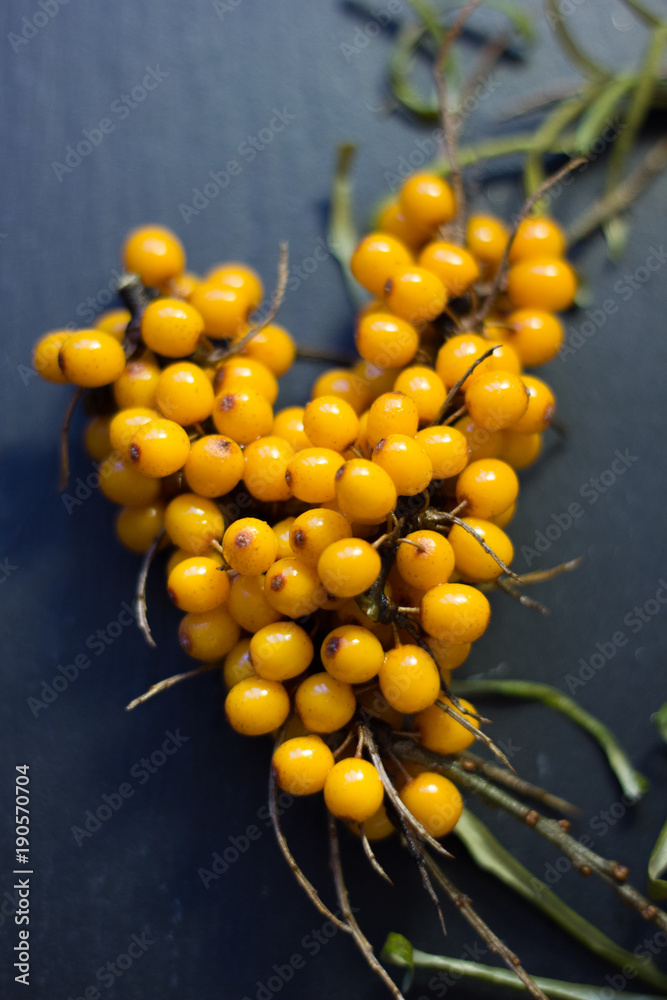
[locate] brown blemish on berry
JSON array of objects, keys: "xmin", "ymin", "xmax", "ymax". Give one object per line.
[
  {"xmin": 219, "ymin": 394, "xmax": 236, "ymax": 412},
  {"xmin": 179, "ymin": 632, "xmax": 192, "ymax": 653},
  {"xmin": 129, "ymin": 443, "xmax": 140, "ymax": 463},
  {"xmin": 544, "ymin": 403, "xmax": 555, "ymax": 425},
  {"xmin": 58, "ymin": 352, "xmax": 66, "ymax": 372},
  {"xmin": 285, "ymin": 470, "xmax": 292, "ymax": 486},
  {"xmin": 384, "ymin": 278, "xmax": 393, "ymax": 295},
  {"xmin": 325, "ymin": 636, "xmax": 342, "ymax": 657},
  {"xmin": 234, "ymin": 530, "xmax": 252, "ymax": 548},
  {"xmin": 270, "ymin": 574, "xmax": 285, "ymax": 591},
  {"xmin": 211, "ymin": 438, "xmax": 233, "ymax": 454},
  {"xmin": 167, "ymin": 587, "xmax": 178, "ymax": 605},
  {"xmin": 335, "ymin": 464, "xmax": 346, "ymax": 481},
  {"xmin": 374, "ymin": 438, "xmax": 387, "ymax": 454},
  {"xmin": 293, "ymin": 529, "xmax": 306, "ymax": 548}
]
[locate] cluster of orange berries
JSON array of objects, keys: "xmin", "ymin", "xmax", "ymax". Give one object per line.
[{"xmin": 33, "ymin": 171, "xmax": 574, "ymax": 842}]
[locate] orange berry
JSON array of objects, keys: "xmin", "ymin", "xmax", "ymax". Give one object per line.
[
  {"xmin": 295, "ymin": 673, "xmax": 356, "ymax": 734},
  {"xmin": 190, "ymin": 281, "xmax": 251, "ymax": 338},
  {"xmin": 507, "ymin": 257, "xmax": 577, "ymax": 311},
  {"xmin": 222, "ymin": 517, "xmax": 278, "ymax": 575},
  {"xmin": 95, "ymin": 308, "xmax": 131, "ymax": 340},
  {"xmin": 115, "ymin": 503, "xmax": 165, "ymax": 553},
  {"xmin": 212, "ymin": 389, "xmax": 273, "ymax": 445},
  {"xmin": 141, "ymin": 298, "xmax": 204, "ymax": 357},
  {"xmin": 506, "ymin": 309, "xmax": 564, "ymax": 367},
  {"xmin": 416, "ymin": 695, "xmax": 479, "ymax": 755},
  {"xmin": 272, "ymin": 736, "xmax": 335, "ymax": 796},
  {"xmin": 239, "ymin": 323, "xmax": 295, "ymax": 376},
  {"xmin": 385, "ymin": 265, "xmax": 447, "ymax": 323},
  {"xmin": 466, "ymin": 214, "xmax": 508, "ymax": 270},
  {"xmin": 123, "ymin": 225, "xmax": 185, "ymax": 287},
  {"xmin": 272, "ymin": 517, "xmax": 295, "ymax": 559},
  {"xmin": 164, "ymin": 493, "xmax": 224, "ymax": 554},
  {"xmin": 206, "ymin": 261, "xmax": 264, "ymax": 310},
  {"xmin": 455, "ymin": 458, "xmax": 519, "ymax": 518},
  {"xmin": 156, "ymin": 362, "xmax": 215, "ymax": 426},
  {"xmin": 303, "ymin": 396, "xmax": 360, "ymax": 452},
  {"xmin": 264, "ymin": 558, "xmax": 326, "ymax": 618},
  {"xmin": 227, "ymin": 574, "xmax": 282, "ymax": 632},
  {"xmin": 113, "ymin": 355, "xmax": 160, "ymax": 409},
  {"xmin": 399, "ymin": 772, "xmax": 462, "ymax": 837},
  {"xmin": 393, "ymin": 365, "xmax": 446, "ymax": 424},
  {"xmin": 355, "ymin": 312, "xmax": 419, "ymax": 369},
  {"xmin": 184, "ymin": 435, "xmax": 245, "ymax": 498},
  {"xmin": 109, "ymin": 407, "xmax": 159, "ymax": 459},
  {"xmin": 421, "ymin": 583, "xmax": 491, "ymax": 643},
  {"xmin": 418, "ymin": 242, "xmax": 480, "ymax": 296},
  {"xmin": 448, "ymin": 517, "xmax": 514, "ymax": 582},
  {"xmin": 272, "ymin": 406, "xmax": 312, "ymax": 451},
  {"xmin": 285, "ymin": 448, "xmax": 344, "ymax": 504},
  {"xmin": 167, "ymin": 556, "xmax": 230, "ymax": 613},
  {"xmin": 350, "ymin": 233, "xmax": 413, "ymax": 297},
  {"xmin": 59, "ymin": 330, "xmax": 126, "ymax": 387},
  {"xmin": 179, "ymin": 605, "xmax": 240, "ymax": 661},
  {"xmin": 215, "ymin": 357, "xmax": 278, "ymax": 405},
  {"xmin": 250, "ymin": 621, "xmax": 313, "ymax": 681},
  {"xmin": 335, "ymin": 458, "xmax": 397, "ymax": 525},
  {"xmin": 509, "ymin": 216, "xmax": 566, "ymax": 263},
  {"xmin": 84, "ymin": 415, "xmax": 112, "ymax": 462},
  {"xmin": 415, "ymin": 425, "xmax": 469, "ymax": 479},
  {"xmin": 500, "ymin": 429, "xmax": 542, "ymax": 470},
  {"xmin": 511, "ymin": 375, "xmax": 556, "ymax": 433},
  {"xmin": 324, "ymin": 759, "xmax": 384, "ymax": 822},
  {"xmin": 289, "ymin": 509, "xmax": 351, "ymax": 567},
  {"xmin": 453, "ymin": 415, "xmax": 503, "ymax": 461},
  {"xmin": 129, "ymin": 418, "xmax": 190, "ymax": 477},
  {"xmin": 379, "ymin": 645, "xmax": 440, "ymax": 714},
  {"xmin": 243, "ymin": 436, "xmax": 295, "ymax": 503},
  {"xmin": 99, "ymin": 454, "xmax": 161, "ymax": 506},
  {"xmin": 367, "ymin": 391, "xmax": 419, "ymax": 448},
  {"xmin": 376, "ymin": 198, "xmax": 425, "ymax": 251},
  {"xmin": 399, "ymin": 173, "xmax": 456, "ymax": 233},
  {"xmin": 372, "ymin": 435, "xmax": 432, "ymax": 496},
  {"xmin": 396, "ymin": 530, "xmax": 455, "ymax": 591},
  {"xmin": 464, "ymin": 370, "xmax": 529, "ymax": 431},
  {"xmin": 225, "ymin": 677, "xmax": 290, "ymax": 736},
  {"xmin": 317, "ymin": 538, "xmax": 381, "ymax": 598},
  {"xmin": 321, "ymin": 625, "xmax": 384, "ymax": 684},
  {"xmin": 33, "ymin": 330, "xmax": 71, "ymax": 384}
]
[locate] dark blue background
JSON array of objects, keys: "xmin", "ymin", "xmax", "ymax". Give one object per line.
[{"xmin": 1, "ymin": 1, "xmax": 666, "ymax": 997}]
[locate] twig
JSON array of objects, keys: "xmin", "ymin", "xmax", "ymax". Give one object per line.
[
  {"xmin": 460, "ymin": 752, "xmax": 581, "ymax": 817},
  {"xmin": 431, "ymin": 513, "xmax": 522, "ymax": 583},
  {"xmin": 211, "ymin": 243, "xmax": 289, "ymax": 363},
  {"xmin": 125, "ymin": 660, "xmax": 219, "ymax": 711},
  {"xmin": 423, "ymin": 854, "xmax": 549, "ymax": 1000},
  {"xmin": 435, "ymin": 699, "xmax": 514, "ymax": 771},
  {"xmin": 433, "ymin": 345, "xmax": 499, "ymax": 424},
  {"xmin": 135, "ymin": 528, "xmax": 165, "ymax": 649},
  {"xmin": 360, "ymin": 827, "xmax": 394, "ymax": 885},
  {"xmin": 295, "ymin": 346, "xmax": 356, "ymax": 365},
  {"xmin": 328, "ymin": 816, "xmax": 405, "ymax": 1000},
  {"xmin": 497, "ymin": 557, "xmax": 582, "ymax": 586},
  {"xmin": 268, "ymin": 766, "xmax": 350, "ymax": 933},
  {"xmin": 495, "ymin": 576, "xmax": 551, "ymax": 615},
  {"xmin": 473, "ymin": 156, "xmax": 587, "ymax": 326},
  {"xmin": 59, "ymin": 388, "xmax": 84, "ymax": 491}
]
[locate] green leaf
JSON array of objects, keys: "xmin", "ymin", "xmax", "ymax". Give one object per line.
[
  {"xmin": 453, "ymin": 810, "xmax": 667, "ymax": 991},
  {"xmin": 617, "ymin": 0, "xmax": 665, "ymax": 29},
  {"xmin": 327, "ymin": 143, "xmax": 365, "ymax": 311},
  {"xmin": 545, "ymin": 0, "xmax": 610, "ymax": 80},
  {"xmin": 451, "ymin": 678, "xmax": 649, "ymax": 801},
  {"xmin": 388, "ymin": 24, "xmax": 439, "ymax": 122},
  {"xmin": 381, "ymin": 932, "xmax": 414, "ymax": 992},
  {"xmin": 573, "ymin": 76, "xmax": 634, "ymax": 155},
  {"xmin": 652, "ymin": 702, "xmax": 667, "ymax": 742},
  {"xmin": 486, "ymin": 0, "xmax": 536, "ymax": 43},
  {"xmin": 648, "ymin": 819, "xmax": 667, "ymax": 900},
  {"xmin": 603, "ymin": 214, "xmax": 630, "ymax": 261}
]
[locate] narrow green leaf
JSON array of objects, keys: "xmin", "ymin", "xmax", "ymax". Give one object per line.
[
  {"xmin": 381, "ymin": 932, "xmax": 414, "ymax": 992},
  {"xmin": 602, "ymin": 214, "xmax": 630, "ymax": 262},
  {"xmin": 652, "ymin": 702, "xmax": 667, "ymax": 742},
  {"xmin": 327, "ymin": 143, "xmax": 365, "ymax": 311},
  {"xmin": 451, "ymin": 678, "xmax": 649, "ymax": 801},
  {"xmin": 648, "ymin": 819, "xmax": 667, "ymax": 900},
  {"xmin": 617, "ymin": 0, "xmax": 665, "ymax": 29},
  {"xmin": 453, "ymin": 810, "xmax": 667, "ymax": 991},
  {"xmin": 573, "ymin": 76, "xmax": 634, "ymax": 155},
  {"xmin": 388, "ymin": 24, "xmax": 439, "ymax": 122},
  {"xmin": 545, "ymin": 0, "xmax": 610, "ymax": 80},
  {"xmin": 486, "ymin": 0, "xmax": 536, "ymax": 43}
]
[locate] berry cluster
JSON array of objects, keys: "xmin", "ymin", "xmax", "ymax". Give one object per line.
[{"xmin": 33, "ymin": 173, "xmax": 575, "ymax": 841}]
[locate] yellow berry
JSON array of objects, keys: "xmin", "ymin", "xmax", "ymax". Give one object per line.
[
  {"xmin": 95, "ymin": 308, "xmax": 131, "ymax": 340},
  {"xmin": 335, "ymin": 458, "xmax": 397, "ymax": 525},
  {"xmin": 399, "ymin": 173, "xmax": 456, "ymax": 233},
  {"xmin": 509, "ymin": 217, "xmax": 566, "ymax": 262},
  {"xmin": 500, "ymin": 429, "xmax": 542, "ymax": 470},
  {"xmin": 321, "ymin": 625, "xmax": 384, "ymax": 684},
  {"xmin": 397, "ymin": 530, "xmax": 454, "ymax": 591},
  {"xmin": 33, "ymin": 330, "xmax": 71, "ymax": 384},
  {"xmin": 225, "ymin": 677, "xmax": 290, "ymax": 735},
  {"xmin": 272, "ymin": 517, "xmax": 295, "ymax": 559},
  {"xmin": 399, "ymin": 772, "xmax": 463, "ymax": 837},
  {"xmin": 415, "ymin": 426, "xmax": 469, "ymax": 479},
  {"xmin": 155, "ymin": 362, "xmax": 215, "ymax": 426},
  {"xmin": 511, "ymin": 375, "xmax": 556, "ymax": 433},
  {"xmin": 113, "ymin": 355, "xmax": 160, "ymax": 409},
  {"xmin": 466, "ymin": 214, "xmax": 508, "ymax": 270},
  {"xmin": 448, "ymin": 518, "xmax": 514, "ymax": 582},
  {"xmin": 303, "ymin": 396, "xmax": 360, "ymax": 452},
  {"xmin": 141, "ymin": 298, "xmax": 204, "ymax": 357},
  {"xmin": 206, "ymin": 261, "xmax": 264, "ymax": 310},
  {"xmin": 129, "ymin": 418, "xmax": 190, "ymax": 477},
  {"xmin": 272, "ymin": 406, "xmax": 312, "ymax": 451},
  {"xmin": 418, "ymin": 242, "xmax": 480, "ymax": 296},
  {"xmin": 295, "ymin": 672, "xmax": 356, "ymax": 733},
  {"xmin": 272, "ymin": 736, "xmax": 335, "ymax": 796},
  {"xmin": 317, "ymin": 538, "xmax": 381, "ymax": 598},
  {"xmin": 350, "ymin": 232, "xmax": 413, "ymax": 297},
  {"xmin": 109, "ymin": 407, "xmax": 160, "ymax": 459},
  {"xmin": 250, "ymin": 621, "xmax": 313, "ymax": 681},
  {"xmin": 222, "ymin": 517, "xmax": 278, "ymax": 575},
  {"xmin": 212, "ymin": 389, "xmax": 273, "ymax": 445},
  {"xmin": 164, "ymin": 493, "xmax": 224, "ymax": 554},
  {"xmin": 115, "ymin": 503, "xmax": 165, "ymax": 553},
  {"xmin": 227, "ymin": 574, "xmax": 282, "ymax": 632},
  {"xmin": 324, "ymin": 759, "xmax": 384, "ymax": 822},
  {"xmin": 264, "ymin": 557, "xmax": 326, "ymax": 618},
  {"xmin": 239, "ymin": 323, "xmax": 295, "ymax": 376},
  {"xmin": 393, "ymin": 366, "xmax": 446, "ymax": 424},
  {"xmin": 367, "ymin": 391, "xmax": 419, "ymax": 448},
  {"xmin": 179, "ymin": 605, "xmax": 240, "ymax": 661},
  {"xmin": 243, "ymin": 436, "xmax": 295, "ymax": 503},
  {"xmin": 123, "ymin": 225, "xmax": 185, "ymax": 287},
  {"xmin": 421, "ymin": 583, "xmax": 491, "ymax": 643},
  {"xmin": 167, "ymin": 556, "xmax": 230, "ymax": 613},
  {"xmin": 285, "ymin": 448, "xmax": 344, "ymax": 504},
  {"xmin": 464, "ymin": 370, "xmax": 529, "ymax": 431},
  {"xmin": 59, "ymin": 330, "xmax": 126, "ymax": 387},
  {"xmin": 507, "ymin": 257, "xmax": 577, "ymax": 311},
  {"xmin": 215, "ymin": 357, "xmax": 278, "ymax": 405},
  {"xmin": 184, "ymin": 435, "xmax": 245, "ymax": 497},
  {"xmin": 355, "ymin": 312, "xmax": 419, "ymax": 369},
  {"xmin": 223, "ymin": 638, "xmax": 256, "ymax": 688},
  {"xmin": 99, "ymin": 455, "xmax": 161, "ymax": 506},
  {"xmin": 456, "ymin": 458, "xmax": 519, "ymax": 518},
  {"xmin": 289, "ymin": 509, "xmax": 351, "ymax": 567},
  {"xmin": 379, "ymin": 645, "xmax": 440, "ymax": 714},
  {"xmin": 190, "ymin": 281, "xmax": 251, "ymax": 339},
  {"xmin": 385, "ymin": 265, "xmax": 447, "ymax": 323},
  {"xmin": 84, "ymin": 415, "xmax": 112, "ymax": 462}
]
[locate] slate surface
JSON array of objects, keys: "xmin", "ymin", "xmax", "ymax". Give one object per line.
[{"xmin": 1, "ymin": 1, "xmax": 666, "ymax": 998}]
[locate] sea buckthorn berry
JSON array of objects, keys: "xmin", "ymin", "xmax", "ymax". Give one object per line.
[
  {"xmin": 506, "ymin": 309, "xmax": 564, "ymax": 366},
  {"xmin": 464, "ymin": 370, "xmax": 529, "ymax": 431},
  {"xmin": 377, "ymin": 199, "xmax": 425, "ymax": 251},
  {"xmin": 160, "ymin": 272, "xmax": 200, "ymax": 300},
  {"xmin": 141, "ymin": 298, "xmax": 204, "ymax": 358},
  {"xmin": 415, "ymin": 426, "xmax": 469, "ymax": 479},
  {"xmin": 350, "ymin": 232, "xmax": 413, "ymax": 297},
  {"xmin": 95, "ymin": 308, "xmax": 131, "ymax": 340},
  {"xmin": 212, "ymin": 390, "xmax": 273, "ymax": 445},
  {"xmin": 289, "ymin": 509, "xmax": 350, "ymax": 567},
  {"xmin": 379, "ymin": 645, "xmax": 440, "ymax": 714},
  {"xmin": 453, "ymin": 415, "xmax": 503, "ymax": 461},
  {"xmin": 295, "ymin": 673, "xmax": 356, "ymax": 733},
  {"xmin": 272, "ymin": 406, "xmax": 312, "ymax": 451},
  {"xmin": 58, "ymin": 330, "xmax": 126, "ymax": 388},
  {"xmin": 435, "ymin": 333, "xmax": 491, "ymax": 390},
  {"xmin": 206, "ymin": 261, "xmax": 264, "ymax": 310},
  {"xmin": 109, "ymin": 407, "xmax": 159, "ymax": 459},
  {"xmin": 393, "ymin": 366, "xmax": 446, "ymax": 424},
  {"xmin": 225, "ymin": 677, "xmax": 290, "ymax": 736},
  {"xmin": 33, "ymin": 330, "xmax": 71, "ymax": 383},
  {"xmin": 215, "ymin": 357, "xmax": 278, "ymax": 405},
  {"xmin": 399, "ymin": 173, "xmax": 456, "ymax": 233},
  {"xmin": 99, "ymin": 455, "xmax": 161, "ymax": 506},
  {"xmin": 223, "ymin": 638, "xmax": 255, "ymax": 688},
  {"xmin": 164, "ymin": 493, "xmax": 224, "ymax": 554},
  {"xmin": 324, "ymin": 759, "xmax": 384, "ymax": 823},
  {"xmin": 465, "ymin": 214, "xmax": 508, "ymax": 270},
  {"xmin": 385, "ymin": 266, "xmax": 447, "ymax": 324},
  {"xmin": 335, "ymin": 458, "xmax": 397, "ymax": 525},
  {"xmin": 507, "ymin": 256, "xmax": 577, "ymax": 312},
  {"xmin": 511, "ymin": 375, "xmax": 556, "ymax": 433},
  {"xmin": 311, "ymin": 367, "xmax": 371, "ymax": 414},
  {"xmin": 190, "ymin": 281, "xmax": 251, "ymax": 338},
  {"xmin": 273, "ymin": 517, "xmax": 295, "ymax": 559},
  {"xmin": 227, "ymin": 574, "xmax": 282, "ymax": 632},
  {"xmin": 264, "ymin": 557, "xmax": 326, "ymax": 618},
  {"xmin": 500, "ymin": 429, "xmax": 542, "ymax": 470},
  {"xmin": 285, "ymin": 448, "xmax": 344, "ymax": 504},
  {"xmin": 418, "ymin": 242, "xmax": 480, "ymax": 297},
  {"xmin": 167, "ymin": 546, "xmax": 223, "ymax": 578},
  {"xmin": 455, "ymin": 458, "xmax": 519, "ymax": 518},
  {"xmin": 348, "ymin": 802, "xmax": 395, "ymax": 840},
  {"xmin": 415, "ymin": 696, "xmax": 479, "ymax": 755},
  {"xmin": 372, "ymin": 435, "xmax": 432, "ymax": 496},
  {"xmin": 244, "ymin": 436, "xmax": 294, "ymax": 502},
  {"xmin": 489, "ymin": 502, "xmax": 516, "ymax": 528},
  {"xmin": 448, "ymin": 518, "xmax": 514, "ymax": 582},
  {"xmin": 367, "ymin": 392, "xmax": 419, "ymax": 448},
  {"xmin": 355, "ymin": 360, "xmax": 400, "ymax": 402},
  {"xmin": 222, "ymin": 517, "xmax": 278, "ymax": 576},
  {"xmin": 115, "ymin": 503, "xmax": 164, "ymax": 553},
  {"xmin": 123, "ymin": 225, "xmax": 185, "ymax": 286},
  {"xmin": 397, "ymin": 531, "xmax": 455, "ymax": 591},
  {"xmin": 427, "ymin": 638, "xmax": 471, "ymax": 672},
  {"xmin": 272, "ymin": 736, "xmax": 335, "ymax": 796},
  {"xmin": 113, "ymin": 356, "xmax": 160, "ymax": 409},
  {"xmin": 399, "ymin": 772, "xmax": 463, "ymax": 837},
  {"xmin": 238, "ymin": 323, "xmax": 295, "ymax": 376},
  {"xmin": 167, "ymin": 556, "xmax": 230, "ymax": 613},
  {"xmin": 129, "ymin": 418, "xmax": 190, "ymax": 478},
  {"xmin": 250, "ymin": 621, "xmax": 313, "ymax": 681},
  {"xmin": 84, "ymin": 415, "xmax": 112, "ymax": 462},
  {"xmin": 509, "ymin": 216, "xmax": 566, "ymax": 263},
  {"xmin": 156, "ymin": 362, "xmax": 215, "ymax": 426},
  {"xmin": 421, "ymin": 583, "xmax": 491, "ymax": 643},
  {"xmin": 303, "ymin": 396, "xmax": 359, "ymax": 453},
  {"xmin": 480, "ymin": 339, "xmax": 523, "ymax": 376},
  {"xmin": 355, "ymin": 313, "xmax": 419, "ymax": 369},
  {"xmin": 321, "ymin": 625, "xmax": 384, "ymax": 684},
  {"xmin": 184, "ymin": 435, "xmax": 245, "ymax": 498},
  {"xmin": 179, "ymin": 605, "xmax": 240, "ymax": 661},
  {"xmin": 317, "ymin": 538, "xmax": 381, "ymax": 598}
]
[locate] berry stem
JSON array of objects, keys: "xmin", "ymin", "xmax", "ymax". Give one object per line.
[
  {"xmin": 125, "ymin": 659, "xmax": 217, "ymax": 711},
  {"xmin": 135, "ymin": 527, "xmax": 165, "ymax": 649},
  {"xmin": 59, "ymin": 388, "xmax": 84, "ymax": 491},
  {"xmin": 459, "ymin": 751, "xmax": 581, "ymax": 817}
]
